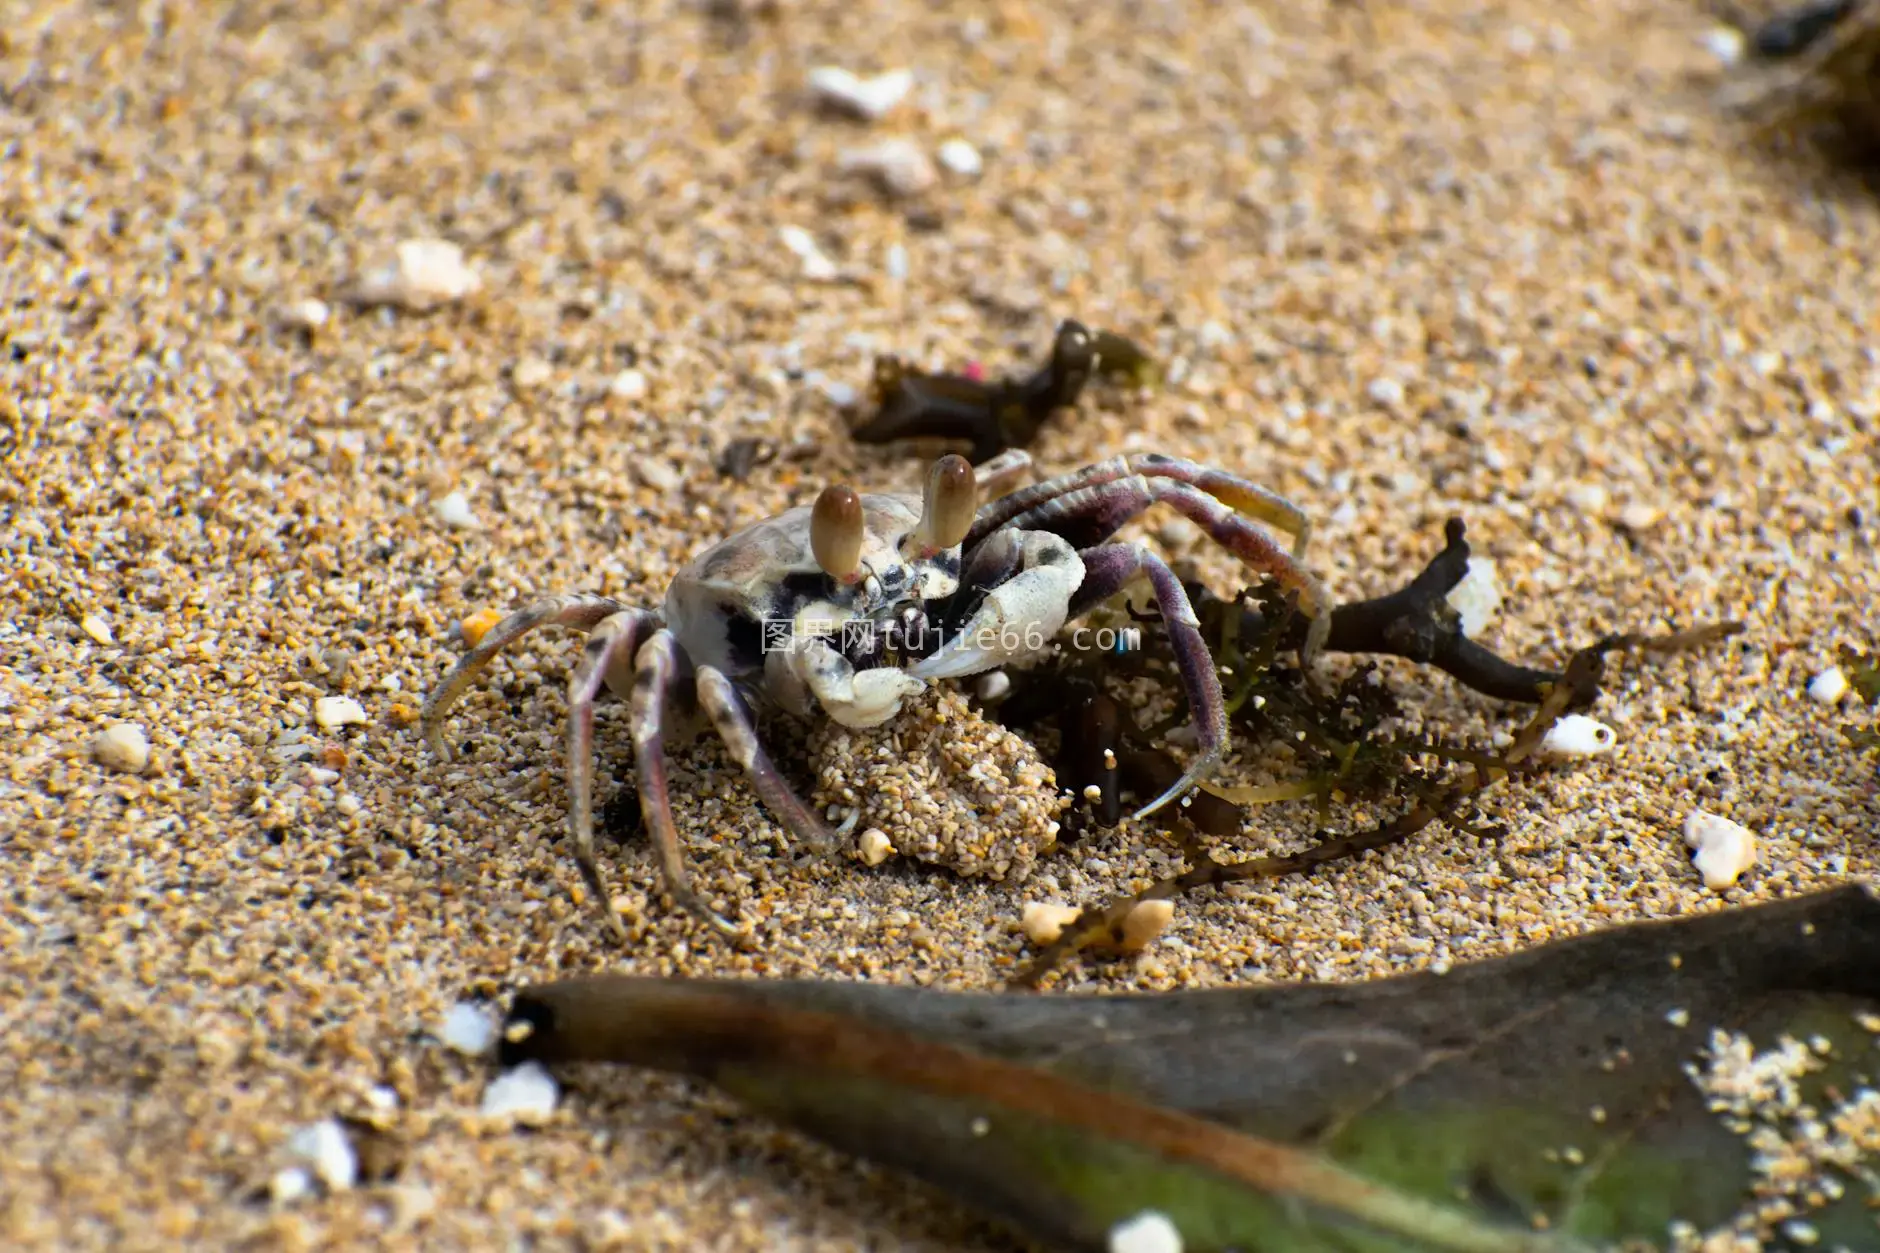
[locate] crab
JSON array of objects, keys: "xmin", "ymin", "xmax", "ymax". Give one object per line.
[{"xmin": 421, "ymin": 449, "xmax": 1329, "ymax": 946}]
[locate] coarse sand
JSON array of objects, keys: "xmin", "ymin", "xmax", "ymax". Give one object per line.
[{"xmin": 4, "ymin": 0, "xmax": 1879, "ymax": 1248}]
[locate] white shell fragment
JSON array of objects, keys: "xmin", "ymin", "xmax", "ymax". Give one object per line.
[
  {"xmin": 92, "ymin": 723, "xmax": 149, "ymax": 774},
  {"xmin": 1444, "ymin": 557, "xmax": 1501, "ymax": 637},
  {"xmin": 432, "ymin": 490, "xmax": 481, "ymax": 530},
  {"xmin": 974, "ymin": 670, "xmax": 1012, "ymax": 703},
  {"xmin": 1702, "ymin": 26, "xmax": 1746, "ymax": 66},
  {"xmin": 609, "ymin": 368, "xmax": 649, "ymax": 401},
  {"xmin": 1683, "ymin": 810, "xmax": 1758, "ymax": 891},
  {"xmin": 1808, "ymin": 667, "xmax": 1849, "ymax": 706},
  {"xmin": 275, "ymin": 298, "xmax": 330, "ymax": 331},
  {"xmin": 480, "ymin": 1061, "xmax": 559, "ymax": 1123},
  {"xmin": 808, "ymin": 66, "xmax": 913, "ymax": 121},
  {"xmin": 838, "ymin": 139, "xmax": 937, "ymax": 197},
  {"xmin": 286, "ymin": 1118, "xmax": 358, "ymax": 1192},
  {"xmin": 354, "ymin": 238, "xmax": 481, "ymax": 310},
  {"xmin": 1537, "ymin": 714, "xmax": 1617, "ymax": 760},
  {"xmin": 511, "ymin": 356, "xmax": 552, "ymax": 389},
  {"xmin": 440, "ymin": 1001, "xmax": 497, "ymax": 1056},
  {"xmin": 313, "ymin": 696, "xmax": 367, "ymax": 730},
  {"xmin": 1110, "ymin": 1209, "xmax": 1184, "ymax": 1253},
  {"xmin": 1022, "ymin": 901, "xmax": 1084, "ymax": 946},
  {"xmin": 937, "ymin": 137, "xmax": 984, "ymax": 177},
  {"xmin": 778, "ymin": 225, "xmax": 839, "ymax": 281},
  {"xmin": 80, "ymin": 612, "xmax": 115, "ymax": 645},
  {"xmin": 269, "ymin": 1166, "xmax": 314, "ymax": 1206},
  {"xmin": 858, "ymin": 827, "xmax": 895, "ymax": 866}
]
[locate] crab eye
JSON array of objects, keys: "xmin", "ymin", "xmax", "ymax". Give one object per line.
[
  {"xmin": 912, "ymin": 454, "xmax": 976, "ymax": 555},
  {"xmin": 811, "ymin": 484, "xmax": 865, "ymax": 582}
]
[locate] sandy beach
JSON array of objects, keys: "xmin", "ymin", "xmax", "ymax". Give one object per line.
[{"xmin": 4, "ymin": 0, "xmax": 1878, "ymax": 1247}]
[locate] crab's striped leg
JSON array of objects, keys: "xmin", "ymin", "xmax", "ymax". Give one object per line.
[
  {"xmin": 997, "ymin": 475, "xmax": 1327, "ymax": 636},
  {"xmin": 966, "ymin": 452, "xmax": 1312, "ymax": 558},
  {"xmin": 1069, "ymin": 543, "xmax": 1231, "ymax": 820},
  {"xmin": 695, "ymin": 667, "xmax": 836, "ymax": 857},
  {"xmin": 423, "ymin": 593, "xmax": 633, "ymax": 760},
  {"xmin": 627, "ymin": 630, "xmax": 749, "ymax": 945},
  {"xmin": 564, "ymin": 609, "xmax": 661, "ymax": 944}
]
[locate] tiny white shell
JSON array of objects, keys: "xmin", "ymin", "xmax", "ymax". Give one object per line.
[
  {"xmin": 286, "ymin": 1118, "xmax": 358, "ymax": 1192},
  {"xmin": 1682, "ymin": 810, "xmax": 1757, "ymax": 891},
  {"xmin": 1537, "ymin": 714, "xmax": 1616, "ymax": 759},
  {"xmin": 440, "ymin": 1002, "xmax": 497, "ymax": 1056},
  {"xmin": 937, "ymin": 138, "xmax": 984, "ymax": 177},
  {"xmin": 313, "ymin": 696, "xmax": 368, "ymax": 730},
  {"xmin": 808, "ymin": 66, "xmax": 912, "ymax": 121},
  {"xmin": 1109, "ymin": 1210, "xmax": 1183, "ymax": 1253},
  {"xmin": 480, "ymin": 1061, "xmax": 559, "ymax": 1123},
  {"xmin": 1807, "ymin": 667, "xmax": 1849, "ymax": 706},
  {"xmin": 837, "ymin": 139, "xmax": 936, "ymax": 197},
  {"xmin": 858, "ymin": 827, "xmax": 894, "ymax": 866}
]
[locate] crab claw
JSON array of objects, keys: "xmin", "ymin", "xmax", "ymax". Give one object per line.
[{"xmin": 811, "ymin": 484, "xmax": 865, "ymax": 584}]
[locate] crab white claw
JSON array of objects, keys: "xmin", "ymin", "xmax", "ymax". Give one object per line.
[{"xmin": 420, "ymin": 448, "xmax": 1327, "ymax": 944}]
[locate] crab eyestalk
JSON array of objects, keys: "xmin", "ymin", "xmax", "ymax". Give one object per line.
[
  {"xmin": 904, "ymin": 454, "xmax": 977, "ymax": 560},
  {"xmin": 811, "ymin": 484, "xmax": 866, "ymax": 584}
]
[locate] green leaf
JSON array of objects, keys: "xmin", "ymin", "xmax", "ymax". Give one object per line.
[{"xmin": 502, "ymin": 885, "xmax": 1880, "ymax": 1252}]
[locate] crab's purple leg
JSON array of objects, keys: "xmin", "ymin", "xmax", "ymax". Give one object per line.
[
  {"xmin": 628, "ymin": 629, "xmax": 748, "ymax": 944},
  {"xmin": 1000, "ymin": 476, "xmax": 1328, "ymax": 630},
  {"xmin": 1070, "ymin": 543, "xmax": 1230, "ymax": 821},
  {"xmin": 423, "ymin": 592, "xmax": 633, "ymax": 760},
  {"xmin": 564, "ymin": 609, "xmax": 661, "ymax": 943},
  {"xmin": 695, "ymin": 667, "xmax": 837, "ymax": 856},
  {"xmin": 967, "ymin": 453, "xmax": 1311, "ymax": 557}
]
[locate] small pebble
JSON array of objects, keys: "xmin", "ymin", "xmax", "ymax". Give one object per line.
[
  {"xmin": 1117, "ymin": 899, "xmax": 1175, "ymax": 953},
  {"xmin": 1702, "ymin": 26, "xmax": 1745, "ymax": 65},
  {"xmin": 92, "ymin": 723, "xmax": 149, "ymax": 774},
  {"xmin": 1366, "ymin": 376, "xmax": 1405, "ymax": 407},
  {"xmin": 433, "ymin": 490, "xmax": 481, "ymax": 530},
  {"xmin": 1537, "ymin": 714, "xmax": 1617, "ymax": 760},
  {"xmin": 480, "ymin": 1061, "xmax": 559, "ymax": 1123},
  {"xmin": 268, "ymin": 1166, "xmax": 314, "ymax": 1206},
  {"xmin": 1807, "ymin": 667, "xmax": 1849, "ymax": 705},
  {"xmin": 858, "ymin": 827, "xmax": 894, "ymax": 866},
  {"xmin": 512, "ymin": 356, "xmax": 552, "ymax": 389},
  {"xmin": 936, "ymin": 137, "xmax": 984, "ymax": 177},
  {"xmin": 460, "ymin": 607, "xmax": 505, "ymax": 649},
  {"xmin": 276, "ymin": 298, "xmax": 330, "ymax": 331},
  {"xmin": 778, "ymin": 225, "xmax": 839, "ymax": 281},
  {"xmin": 1444, "ymin": 557, "xmax": 1501, "ymax": 637},
  {"xmin": 1683, "ymin": 810, "xmax": 1758, "ymax": 891},
  {"xmin": 80, "ymin": 613, "xmax": 115, "ymax": 645},
  {"xmin": 354, "ymin": 238, "xmax": 481, "ymax": 309},
  {"xmin": 1109, "ymin": 1210, "xmax": 1183, "ymax": 1253},
  {"xmin": 838, "ymin": 139, "xmax": 937, "ymax": 197},
  {"xmin": 609, "ymin": 368, "xmax": 649, "ymax": 401},
  {"xmin": 819, "ymin": 378, "xmax": 859, "ymax": 408},
  {"xmin": 808, "ymin": 66, "xmax": 913, "ymax": 121},
  {"xmin": 313, "ymin": 696, "xmax": 368, "ymax": 730},
  {"xmin": 973, "ymin": 670, "xmax": 1012, "ymax": 703},
  {"xmin": 1616, "ymin": 504, "xmax": 1663, "ymax": 531},
  {"xmin": 285, "ymin": 1118, "xmax": 358, "ymax": 1192},
  {"xmin": 1022, "ymin": 901, "xmax": 1084, "ymax": 946},
  {"xmin": 440, "ymin": 1002, "xmax": 497, "ymax": 1056},
  {"xmin": 635, "ymin": 458, "xmax": 683, "ymax": 493}
]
